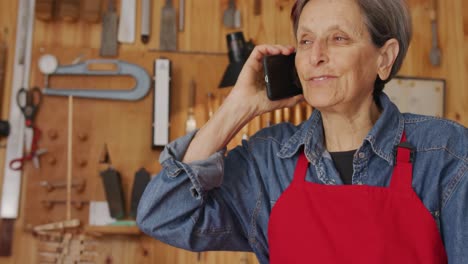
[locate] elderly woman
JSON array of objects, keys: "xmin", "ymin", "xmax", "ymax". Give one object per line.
[{"xmin": 137, "ymin": 0, "xmax": 467, "ymax": 263}]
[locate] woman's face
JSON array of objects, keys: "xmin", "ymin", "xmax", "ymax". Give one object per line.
[{"xmin": 295, "ymin": 0, "xmax": 381, "ymax": 111}]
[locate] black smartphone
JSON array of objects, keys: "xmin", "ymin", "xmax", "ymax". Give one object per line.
[{"xmin": 263, "ymin": 52, "xmax": 302, "ymax": 101}]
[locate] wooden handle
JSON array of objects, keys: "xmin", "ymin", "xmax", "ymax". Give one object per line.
[
  {"xmin": 305, "ymin": 103, "xmax": 313, "ymax": 119},
  {"xmin": 189, "ymin": 80, "xmax": 196, "ymax": 109},
  {"xmin": 81, "ymin": 0, "xmax": 102, "ymax": 23},
  {"xmin": 274, "ymin": 109, "xmax": 282, "ymax": 124},
  {"xmin": 207, "ymin": 92, "xmax": 214, "ymax": 119},
  {"xmin": 293, "ymin": 104, "xmax": 303, "ymax": 125},
  {"xmin": 254, "ymin": 0, "xmax": 261, "ymax": 15},
  {"xmin": 0, "ymin": 41, "xmax": 6, "ymax": 117},
  {"xmin": 58, "ymin": 0, "xmax": 80, "ymax": 22},
  {"xmin": 283, "ymin": 107, "xmax": 291, "ymax": 122},
  {"xmin": 35, "ymin": 0, "xmax": 55, "ymax": 21},
  {"xmin": 429, "ymin": 0, "xmax": 437, "ymax": 21}
]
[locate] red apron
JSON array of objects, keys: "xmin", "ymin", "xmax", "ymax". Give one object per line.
[{"xmin": 268, "ymin": 133, "xmax": 447, "ymax": 263}]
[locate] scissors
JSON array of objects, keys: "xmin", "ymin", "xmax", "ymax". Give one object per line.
[
  {"xmin": 10, "ymin": 87, "xmax": 44, "ymax": 171},
  {"xmin": 17, "ymin": 86, "xmax": 42, "ymax": 127},
  {"xmin": 9, "ymin": 127, "xmax": 47, "ymax": 171}
]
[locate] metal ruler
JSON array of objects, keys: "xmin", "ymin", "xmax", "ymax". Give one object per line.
[
  {"xmin": 153, "ymin": 59, "xmax": 171, "ymax": 147},
  {"xmin": 0, "ymin": 0, "xmax": 36, "ymax": 255}
]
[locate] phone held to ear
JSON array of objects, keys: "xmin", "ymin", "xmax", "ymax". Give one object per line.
[{"xmin": 263, "ymin": 52, "xmax": 303, "ymax": 101}]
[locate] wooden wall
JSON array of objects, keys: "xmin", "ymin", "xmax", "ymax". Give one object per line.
[{"xmin": 0, "ymin": 0, "xmax": 466, "ymax": 263}]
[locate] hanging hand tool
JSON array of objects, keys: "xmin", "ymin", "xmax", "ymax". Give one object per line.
[
  {"xmin": 429, "ymin": 0, "xmax": 441, "ymax": 66},
  {"xmin": 99, "ymin": 146, "xmax": 126, "ymax": 219},
  {"xmin": 160, "ymin": 0, "xmax": 177, "ymax": 51},
  {"xmin": 9, "ymin": 87, "xmax": 45, "ymax": 171},
  {"xmin": 141, "ymin": 0, "xmax": 152, "ymax": 43},
  {"xmin": 0, "ymin": 121, "xmax": 9, "ymax": 138},
  {"xmin": 40, "ymin": 178, "xmax": 86, "ymax": 193},
  {"xmin": 100, "ymin": 168, "xmax": 126, "ymax": 219},
  {"xmin": 42, "ymin": 59, "xmax": 151, "ymax": 101},
  {"xmin": 283, "ymin": 107, "xmax": 291, "ymax": 122},
  {"xmin": 153, "ymin": 59, "xmax": 171, "ymax": 147},
  {"xmin": 223, "ymin": 0, "xmax": 237, "ymax": 28},
  {"xmin": 0, "ymin": 40, "xmax": 5, "ymax": 106},
  {"xmin": 1, "ymin": 0, "xmax": 36, "ymax": 256},
  {"xmin": 293, "ymin": 104, "xmax": 303, "ymax": 125},
  {"xmin": 273, "ymin": 109, "xmax": 282, "ymax": 124},
  {"xmin": 118, "ymin": 0, "xmax": 136, "ymax": 43},
  {"xmin": 0, "ymin": 40, "xmax": 7, "ymax": 135},
  {"xmin": 81, "ymin": 0, "xmax": 103, "ymax": 23},
  {"xmin": 35, "ymin": 0, "xmax": 55, "ymax": 21},
  {"xmin": 100, "ymin": 0, "xmax": 118, "ymax": 57},
  {"xmin": 186, "ymin": 80, "xmax": 197, "ymax": 133},
  {"xmin": 33, "ymin": 219, "xmax": 80, "ymax": 233},
  {"xmin": 254, "ymin": 0, "xmax": 261, "ymax": 16},
  {"xmin": 206, "ymin": 92, "xmax": 214, "ymax": 119},
  {"xmin": 130, "ymin": 168, "xmax": 150, "ymax": 218},
  {"xmin": 179, "ymin": 0, "xmax": 185, "ymax": 32},
  {"xmin": 58, "ymin": 0, "xmax": 80, "ymax": 22}
]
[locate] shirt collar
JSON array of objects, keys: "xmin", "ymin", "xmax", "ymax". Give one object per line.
[{"xmin": 277, "ymin": 93, "xmax": 404, "ymax": 166}]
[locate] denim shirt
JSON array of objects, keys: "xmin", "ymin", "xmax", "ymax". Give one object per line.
[{"xmin": 137, "ymin": 93, "xmax": 468, "ymax": 264}]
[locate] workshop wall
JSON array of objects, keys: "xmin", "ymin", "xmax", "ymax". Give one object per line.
[{"xmin": 0, "ymin": 0, "xmax": 466, "ymax": 263}]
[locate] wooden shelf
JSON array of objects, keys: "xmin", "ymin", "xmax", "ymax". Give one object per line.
[{"xmin": 84, "ymin": 225, "xmax": 142, "ymax": 236}]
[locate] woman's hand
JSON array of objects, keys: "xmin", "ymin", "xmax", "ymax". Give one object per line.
[
  {"xmin": 225, "ymin": 44, "xmax": 304, "ymax": 119},
  {"xmin": 183, "ymin": 45, "xmax": 303, "ymax": 163}
]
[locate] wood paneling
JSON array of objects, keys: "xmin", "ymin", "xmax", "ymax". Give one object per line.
[{"xmin": 0, "ymin": 0, "xmax": 466, "ymax": 263}]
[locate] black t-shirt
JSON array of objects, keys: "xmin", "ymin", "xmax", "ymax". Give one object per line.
[{"xmin": 329, "ymin": 150, "xmax": 356, "ymax": 185}]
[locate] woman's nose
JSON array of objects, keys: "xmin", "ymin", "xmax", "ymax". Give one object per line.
[{"xmin": 309, "ymin": 40, "xmax": 329, "ymax": 66}]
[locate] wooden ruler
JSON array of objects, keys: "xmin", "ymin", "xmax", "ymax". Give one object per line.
[{"xmin": 0, "ymin": 0, "xmax": 36, "ymax": 256}]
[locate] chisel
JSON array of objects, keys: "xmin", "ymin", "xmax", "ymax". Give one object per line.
[
  {"xmin": 141, "ymin": 0, "xmax": 151, "ymax": 43},
  {"xmin": 100, "ymin": 0, "xmax": 118, "ymax": 57},
  {"xmin": 160, "ymin": 0, "xmax": 177, "ymax": 51},
  {"xmin": 179, "ymin": 0, "xmax": 185, "ymax": 32}
]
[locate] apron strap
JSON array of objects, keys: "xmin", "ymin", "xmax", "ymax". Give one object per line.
[
  {"xmin": 293, "ymin": 150, "xmax": 309, "ymax": 183},
  {"xmin": 390, "ymin": 131, "xmax": 414, "ymax": 190}
]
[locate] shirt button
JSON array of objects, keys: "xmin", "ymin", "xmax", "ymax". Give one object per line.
[{"xmin": 358, "ymin": 152, "xmax": 366, "ymax": 159}]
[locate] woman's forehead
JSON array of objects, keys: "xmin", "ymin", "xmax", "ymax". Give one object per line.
[{"xmin": 297, "ymin": 0, "xmax": 367, "ymax": 35}]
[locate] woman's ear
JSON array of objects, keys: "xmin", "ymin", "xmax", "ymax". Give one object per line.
[{"xmin": 377, "ymin": 38, "xmax": 400, "ymax": 81}]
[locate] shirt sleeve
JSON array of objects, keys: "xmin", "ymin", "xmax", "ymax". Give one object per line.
[
  {"xmin": 136, "ymin": 131, "xmax": 259, "ymax": 253},
  {"xmin": 440, "ymin": 165, "xmax": 468, "ymax": 264}
]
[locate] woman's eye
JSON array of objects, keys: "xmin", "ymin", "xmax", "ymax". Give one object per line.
[
  {"xmin": 300, "ymin": 39, "xmax": 312, "ymax": 45},
  {"xmin": 334, "ymin": 36, "xmax": 348, "ymax": 42}
]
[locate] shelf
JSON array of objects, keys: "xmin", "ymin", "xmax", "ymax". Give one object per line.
[{"xmin": 84, "ymin": 225, "xmax": 142, "ymax": 236}]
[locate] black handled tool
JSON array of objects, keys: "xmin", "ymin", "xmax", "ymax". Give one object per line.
[
  {"xmin": 100, "ymin": 167, "xmax": 126, "ymax": 219},
  {"xmin": 130, "ymin": 168, "xmax": 150, "ymax": 218}
]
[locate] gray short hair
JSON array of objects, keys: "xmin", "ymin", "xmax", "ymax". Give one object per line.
[{"xmin": 291, "ymin": 0, "xmax": 412, "ymax": 101}]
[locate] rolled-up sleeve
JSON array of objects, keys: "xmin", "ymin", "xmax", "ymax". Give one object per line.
[
  {"xmin": 159, "ymin": 130, "xmax": 226, "ymax": 199},
  {"xmin": 136, "ymin": 130, "xmax": 253, "ymax": 252}
]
